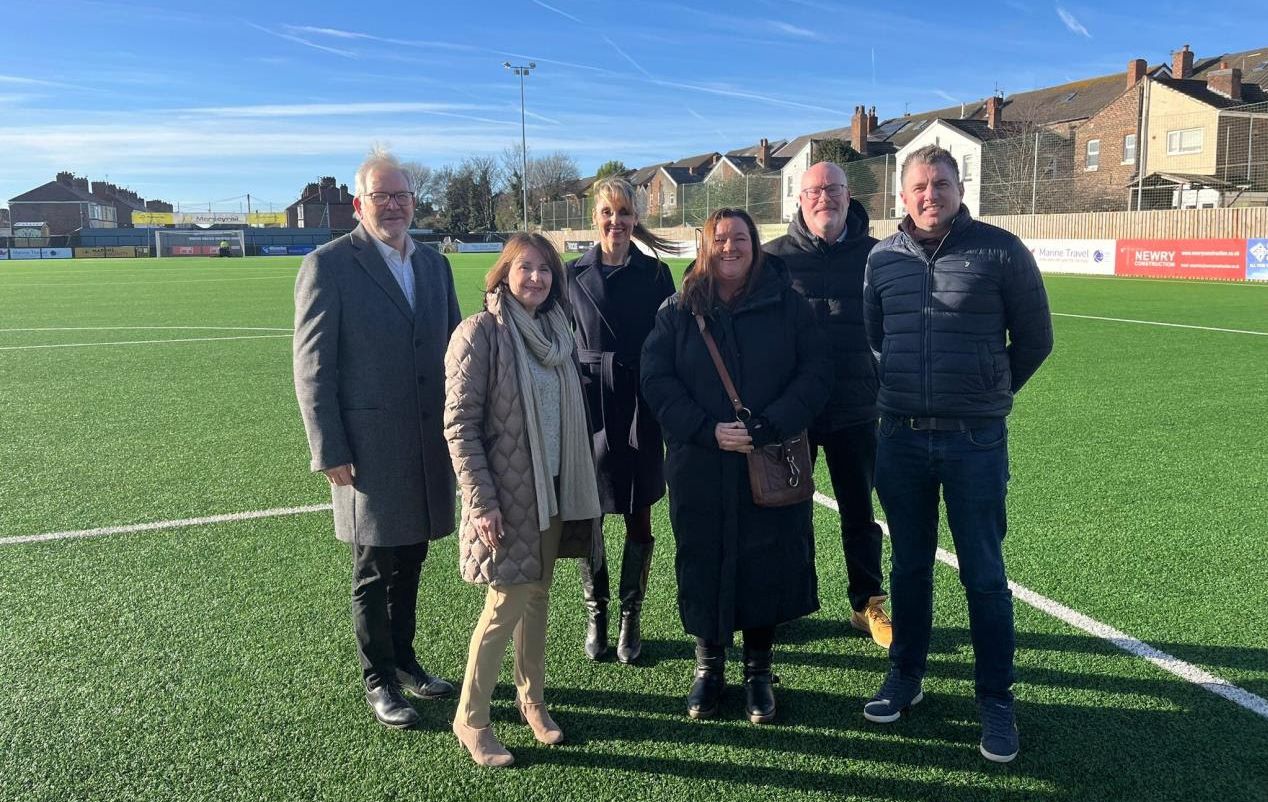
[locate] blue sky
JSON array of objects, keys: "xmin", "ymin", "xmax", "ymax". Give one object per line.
[{"xmin": 1, "ymin": 0, "xmax": 1264, "ymax": 212}]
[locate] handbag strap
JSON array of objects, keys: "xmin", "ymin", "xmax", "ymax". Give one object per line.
[{"xmin": 694, "ymin": 314, "xmax": 751, "ymax": 422}]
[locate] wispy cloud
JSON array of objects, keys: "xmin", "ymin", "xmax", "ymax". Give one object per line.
[
  {"xmin": 685, "ymin": 106, "xmax": 707, "ymax": 122},
  {"xmin": 0, "ymin": 74, "xmax": 76, "ymax": 89},
  {"xmin": 248, "ymin": 23, "xmax": 358, "ymax": 58},
  {"xmin": 767, "ymin": 20, "xmax": 825, "ymax": 41},
  {"xmin": 602, "ymin": 35, "xmax": 653, "ymax": 79},
  {"xmin": 1056, "ymin": 6, "xmax": 1092, "ymax": 38},
  {"xmin": 933, "ymin": 90, "xmax": 959, "ymax": 103},
  {"xmin": 184, "ymin": 101, "xmax": 514, "ymax": 126},
  {"xmin": 652, "ymin": 78, "xmax": 829, "ymax": 114},
  {"xmin": 531, "ymin": 0, "xmax": 583, "ymax": 24}
]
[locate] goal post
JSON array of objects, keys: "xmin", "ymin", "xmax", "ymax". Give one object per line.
[{"xmin": 154, "ymin": 229, "xmax": 246, "ymax": 257}]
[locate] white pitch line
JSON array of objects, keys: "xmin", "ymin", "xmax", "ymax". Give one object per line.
[
  {"xmin": 0, "ymin": 326, "xmax": 292, "ymax": 333},
  {"xmin": 0, "ymin": 334, "xmax": 292, "ymax": 351},
  {"xmin": 811, "ymin": 491, "xmax": 1268, "ymax": 720},
  {"xmin": 1052, "ymin": 312, "xmax": 1267, "ymax": 336},
  {"xmin": 0, "ymin": 504, "xmax": 333, "ymax": 546}
]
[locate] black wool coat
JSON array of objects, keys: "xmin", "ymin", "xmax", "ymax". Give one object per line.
[
  {"xmin": 566, "ymin": 245, "xmax": 676, "ymax": 514},
  {"xmin": 640, "ymin": 257, "xmax": 831, "ymax": 643},
  {"xmin": 764, "ymin": 198, "xmax": 879, "ymax": 432}
]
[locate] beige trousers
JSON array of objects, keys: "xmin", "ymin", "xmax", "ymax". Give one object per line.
[{"xmin": 455, "ymin": 516, "xmax": 562, "ymax": 728}]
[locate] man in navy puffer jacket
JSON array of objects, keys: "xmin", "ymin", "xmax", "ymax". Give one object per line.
[{"xmin": 860, "ymin": 144, "xmax": 1052, "ymax": 765}]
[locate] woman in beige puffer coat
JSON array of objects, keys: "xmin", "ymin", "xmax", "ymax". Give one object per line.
[{"xmin": 444, "ymin": 233, "xmax": 601, "ymax": 767}]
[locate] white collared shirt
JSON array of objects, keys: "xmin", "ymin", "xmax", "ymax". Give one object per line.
[{"xmin": 371, "ymin": 235, "xmax": 416, "ymax": 310}]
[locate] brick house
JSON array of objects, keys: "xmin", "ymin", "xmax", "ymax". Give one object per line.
[
  {"xmin": 90, "ymin": 181, "xmax": 148, "ymax": 228},
  {"xmin": 9, "ymin": 172, "xmax": 119, "ymax": 235},
  {"xmin": 645, "ymin": 152, "xmax": 719, "ymax": 224},
  {"xmin": 286, "ymin": 176, "xmax": 355, "ymax": 229}
]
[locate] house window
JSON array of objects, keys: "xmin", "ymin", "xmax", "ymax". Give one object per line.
[
  {"xmin": 786, "ymin": 175, "xmax": 794, "ymax": 198},
  {"xmin": 962, "ymin": 154, "xmax": 974, "ymax": 181},
  {"xmin": 1086, "ymin": 139, "xmax": 1100, "ymax": 171},
  {"xmin": 1167, "ymin": 128, "xmax": 1203, "ymax": 155},
  {"xmin": 1123, "ymin": 134, "xmax": 1137, "ymax": 164}
]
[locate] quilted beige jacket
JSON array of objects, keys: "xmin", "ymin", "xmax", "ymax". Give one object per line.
[{"xmin": 444, "ymin": 290, "xmax": 602, "ymax": 585}]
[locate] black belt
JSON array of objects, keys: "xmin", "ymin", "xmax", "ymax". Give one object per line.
[{"xmin": 887, "ymin": 415, "xmax": 996, "ymax": 432}]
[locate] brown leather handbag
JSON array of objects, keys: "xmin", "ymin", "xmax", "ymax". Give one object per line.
[{"xmin": 694, "ymin": 315, "xmax": 814, "ymax": 508}]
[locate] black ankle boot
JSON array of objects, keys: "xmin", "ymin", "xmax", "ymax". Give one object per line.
[
  {"xmin": 686, "ymin": 643, "xmax": 726, "ymax": 719},
  {"xmin": 742, "ymin": 646, "xmax": 778, "ymax": 724},
  {"xmin": 578, "ymin": 556, "xmax": 610, "ymax": 660},
  {"xmin": 616, "ymin": 539, "xmax": 654, "ymax": 664}
]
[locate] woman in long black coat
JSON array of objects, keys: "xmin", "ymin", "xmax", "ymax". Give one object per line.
[
  {"xmin": 565, "ymin": 177, "xmax": 677, "ymax": 665},
  {"xmin": 640, "ymin": 208, "xmax": 830, "ymax": 724}
]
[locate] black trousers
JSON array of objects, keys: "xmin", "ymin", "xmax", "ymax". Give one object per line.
[
  {"xmin": 810, "ymin": 420, "xmax": 886, "ymax": 612},
  {"xmin": 351, "ymin": 541, "xmax": 429, "ymax": 683}
]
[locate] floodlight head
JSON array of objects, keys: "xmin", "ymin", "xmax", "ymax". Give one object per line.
[
  {"xmin": 528, "ymin": 62, "xmax": 536, "ymax": 70},
  {"xmin": 503, "ymin": 61, "xmax": 511, "ymax": 69}
]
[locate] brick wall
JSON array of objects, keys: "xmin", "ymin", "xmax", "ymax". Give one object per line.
[{"xmin": 1074, "ymin": 83, "xmax": 1144, "ymax": 211}]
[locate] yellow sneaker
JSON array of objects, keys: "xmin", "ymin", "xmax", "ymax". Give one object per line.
[{"xmin": 850, "ymin": 595, "xmax": 893, "ymax": 649}]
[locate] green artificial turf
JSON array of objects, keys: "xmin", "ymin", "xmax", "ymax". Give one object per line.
[{"xmin": 1, "ymin": 256, "xmax": 1266, "ymax": 802}]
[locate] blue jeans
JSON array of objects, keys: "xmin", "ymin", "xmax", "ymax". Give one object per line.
[{"xmin": 874, "ymin": 415, "xmax": 1014, "ymax": 701}]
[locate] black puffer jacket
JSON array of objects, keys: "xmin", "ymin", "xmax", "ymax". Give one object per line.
[
  {"xmin": 765, "ymin": 198, "xmax": 878, "ymax": 431},
  {"xmin": 863, "ymin": 207, "xmax": 1053, "ymax": 419}
]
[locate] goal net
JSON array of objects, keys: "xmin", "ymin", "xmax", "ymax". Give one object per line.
[{"xmin": 154, "ymin": 229, "xmax": 246, "ymax": 257}]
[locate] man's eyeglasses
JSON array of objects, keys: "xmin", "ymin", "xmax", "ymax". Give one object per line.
[
  {"xmin": 362, "ymin": 191, "xmax": 416, "ymax": 207},
  {"xmin": 800, "ymin": 183, "xmax": 846, "ymax": 199}
]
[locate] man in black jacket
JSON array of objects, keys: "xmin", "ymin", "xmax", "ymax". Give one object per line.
[
  {"xmin": 764, "ymin": 161, "xmax": 891, "ymax": 649},
  {"xmin": 861, "ymin": 145, "xmax": 1052, "ymax": 764}
]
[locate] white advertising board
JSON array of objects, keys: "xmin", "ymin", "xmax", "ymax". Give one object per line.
[
  {"xmin": 41, "ymin": 248, "xmax": 73, "ymax": 259},
  {"xmin": 8, "ymin": 247, "xmax": 43, "ymax": 259},
  {"xmin": 1024, "ymin": 238, "xmax": 1115, "ymax": 275},
  {"xmin": 457, "ymin": 242, "xmax": 504, "ymax": 253}
]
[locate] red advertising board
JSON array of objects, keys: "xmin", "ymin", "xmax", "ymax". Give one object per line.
[{"xmin": 1116, "ymin": 239, "xmax": 1247, "ymax": 280}]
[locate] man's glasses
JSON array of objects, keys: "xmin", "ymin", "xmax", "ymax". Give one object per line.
[
  {"xmin": 362, "ymin": 191, "xmax": 416, "ymax": 207},
  {"xmin": 800, "ymin": 184, "xmax": 846, "ymax": 199}
]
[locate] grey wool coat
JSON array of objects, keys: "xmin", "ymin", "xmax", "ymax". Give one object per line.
[
  {"xmin": 444, "ymin": 287, "xmax": 602, "ymax": 586},
  {"xmin": 293, "ymin": 224, "xmax": 461, "ymax": 546}
]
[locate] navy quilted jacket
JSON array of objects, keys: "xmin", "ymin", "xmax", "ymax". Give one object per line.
[{"xmin": 863, "ymin": 207, "xmax": 1053, "ymax": 419}]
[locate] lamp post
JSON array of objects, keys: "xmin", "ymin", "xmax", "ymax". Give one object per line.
[{"xmin": 503, "ymin": 61, "xmax": 536, "ymax": 231}]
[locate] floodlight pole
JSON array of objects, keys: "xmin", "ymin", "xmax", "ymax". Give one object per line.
[{"xmin": 504, "ymin": 61, "xmax": 536, "ymax": 231}]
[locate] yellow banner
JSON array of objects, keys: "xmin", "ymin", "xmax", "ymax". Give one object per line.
[
  {"xmin": 74, "ymin": 247, "xmax": 107, "ymax": 258},
  {"xmin": 131, "ymin": 211, "xmax": 288, "ymax": 227}
]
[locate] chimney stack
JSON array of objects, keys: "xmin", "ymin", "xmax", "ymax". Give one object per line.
[
  {"xmin": 986, "ymin": 95, "xmax": 1004, "ymax": 130},
  {"xmin": 1207, "ymin": 61, "xmax": 1243, "ymax": 100},
  {"xmin": 91, "ymin": 181, "xmax": 110, "ymax": 198},
  {"xmin": 1172, "ymin": 44, "xmax": 1194, "ymax": 79},
  {"xmin": 757, "ymin": 138, "xmax": 771, "ymax": 169},
  {"xmin": 851, "ymin": 105, "xmax": 868, "ymax": 154},
  {"xmin": 72, "ymin": 176, "xmax": 90, "ymax": 193},
  {"xmin": 868, "ymin": 105, "xmax": 878, "ymax": 132},
  {"xmin": 1127, "ymin": 58, "xmax": 1148, "ymax": 88},
  {"xmin": 56, "ymin": 171, "xmax": 74, "ymax": 185}
]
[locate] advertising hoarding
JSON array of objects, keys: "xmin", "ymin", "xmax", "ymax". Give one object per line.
[
  {"xmin": 1025, "ymin": 239, "xmax": 1116, "ymax": 275},
  {"xmin": 1116, "ymin": 239, "xmax": 1247, "ymax": 280}
]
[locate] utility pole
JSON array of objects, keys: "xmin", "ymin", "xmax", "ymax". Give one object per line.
[{"xmin": 503, "ymin": 61, "xmax": 536, "ymax": 231}]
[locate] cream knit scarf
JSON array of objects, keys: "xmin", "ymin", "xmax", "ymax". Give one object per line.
[{"xmin": 501, "ymin": 291, "xmax": 601, "ymax": 531}]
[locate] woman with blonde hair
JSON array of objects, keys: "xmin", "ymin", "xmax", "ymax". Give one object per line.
[
  {"xmin": 566, "ymin": 176, "xmax": 677, "ymax": 664},
  {"xmin": 445, "ymin": 232, "xmax": 602, "ymax": 766},
  {"xmin": 640, "ymin": 208, "xmax": 829, "ymax": 723}
]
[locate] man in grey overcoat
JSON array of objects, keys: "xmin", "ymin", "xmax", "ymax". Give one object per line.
[{"xmin": 293, "ymin": 148, "xmax": 461, "ymax": 729}]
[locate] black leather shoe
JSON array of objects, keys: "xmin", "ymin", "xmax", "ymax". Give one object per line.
[
  {"xmin": 365, "ymin": 677, "xmax": 419, "ymax": 729},
  {"xmin": 686, "ymin": 643, "xmax": 726, "ymax": 719},
  {"xmin": 742, "ymin": 646, "xmax": 778, "ymax": 724},
  {"xmin": 396, "ymin": 664, "xmax": 456, "ymax": 700},
  {"xmin": 616, "ymin": 539, "xmax": 654, "ymax": 665},
  {"xmin": 579, "ymin": 557, "xmax": 610, "ymax": 660}
]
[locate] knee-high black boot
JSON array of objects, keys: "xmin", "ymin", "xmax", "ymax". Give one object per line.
[
  {"xmin": 616, "ymin": 539, "xmax": 654, "ymax": 664},
  {"xmin": 578, "ymin": 556, "xmax": 610, "ymax": 660},
  {"xmin": 686, "ymin": 642, "xmax": 726, "ymax": 719},
  {"xmin": 742, "ymin": 644, "xmax": 778, "ymax": 724}
]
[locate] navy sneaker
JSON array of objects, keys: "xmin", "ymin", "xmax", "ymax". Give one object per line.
[
  {"xmin": 978, "ymin": 697, "xmax": 1019, "ymax": 763},
  {"xmin": 863, "ymin": 670, "xmax": 924, "ymax": 723}
]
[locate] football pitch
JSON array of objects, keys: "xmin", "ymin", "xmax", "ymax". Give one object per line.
[{"xmin": 1, "ymin": 254, "xmax": 1266, "ymax": 802}]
